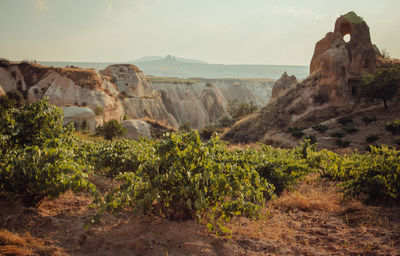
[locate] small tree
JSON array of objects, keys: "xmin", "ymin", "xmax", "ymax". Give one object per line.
[
  {"xmin": 359, "ymin": 66, "xmax": 400, "ymax": 109},
  {"xmin": 227, "ymin": 100, "xmax": 258, "ymax": 120},
  {"xmin": 96, "ymin": 119, "xmax": 127, "ymax": 140}
]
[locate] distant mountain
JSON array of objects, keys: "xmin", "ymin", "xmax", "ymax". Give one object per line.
[{"xmin": 133, "ymin": 55, "xmax": 207, "ymax": 64}]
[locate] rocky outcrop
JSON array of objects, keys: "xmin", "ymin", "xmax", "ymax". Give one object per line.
[
  {"xmin": 270, "ymin": 72, "xmax": 298, "ymax": 100},
  {"xmin": 0, "ymin": 62, "xmax": 273, "ymax": 132},
  {"xmin": 223, "ymin": 12, "xmax": 379, "ymax": 144},
  {"xmin": 122, "ymin": 120, "xmax": 152, "ymax": 140},
  {"xmin": 62, "ymin": 107, "xmax": 97, "ymax": 131},
  {"xmin": 310, "ymin": 11, "xmax": 376, "ymax": 104}
]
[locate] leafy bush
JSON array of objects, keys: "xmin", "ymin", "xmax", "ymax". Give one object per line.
[
  {"xmin": 304, "ymin": 135, "xmax": 317, "ymax": 144},
  {"xmin": 361, "ymin": 116, "xmax": 377, "ymax": 125},
  {"xmin": 0, "ymin": 99, "xmax": 95, "ymax": 207},
  {"xmin": 338, "ymin": 117, "xmax": 353, "ymax": 126},
  {"xmin": 288, "ymin": 127, "xmax": 305, "ymax": 139},
  {"xmin": 395, "ymin": 137, "xmax": 400, "ymax": 145},
  {"xmin": 179, "ymin": 122, "xmax": 192, "ymax": 132},
  {"xmin": 97, "ymin": 132, "xmax": 273, "ymax": 234},
  {"xmin": 312, "ymin": 124, "xmax": 329, "ymax": 133},
  {"xmin": 385, "ymin": 119, "xmax": 400, "ymax": 135},
  {"xmin": 321, "ymin": 146, "xmax": 400, "ymax": 203},
  {"xmin": 336, "ymin": 138, "xmax": 350, "ymax": 148},
  {"xmin": 94, "ymin": 106, "xmax": 104, "ymax": 116},
  {"xmin": 96, "ymin": 119, "xmax": 127, "ymax": 140},
  {"xmin": 6, "ymin": 90, "xmax": 25, "ymax": 107},
  {"xmin": 200, "ymin": 125, "xmax": 222, "ymax": 140},
  {"xmin": 227, "ymin": 100, "xmax": 258, "ymax": 120},
  {"xmin": 366, "ymin": 134, "xmax": 379, "ymax": 143},
  {"xmin": 343, "ymin": 124, "xmax": 359, "ymax": 134}
]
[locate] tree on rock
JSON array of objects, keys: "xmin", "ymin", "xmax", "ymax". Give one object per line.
[
  {"xmin": 359, "ymin": 66, "xmax": 400, "ymax": 109},
  {"xmin": 96, "ymin": 119, "xmax": 127, "ymax": 140}
]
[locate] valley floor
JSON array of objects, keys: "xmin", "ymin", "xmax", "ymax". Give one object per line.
[{"xmin": 1, "ymin": 174, "xmax": 399, "ymax": 256}]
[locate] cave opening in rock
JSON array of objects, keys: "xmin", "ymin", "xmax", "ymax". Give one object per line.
[{"xmin": 343, "ymin": 34, "xmax": 351, "ymax": 42}]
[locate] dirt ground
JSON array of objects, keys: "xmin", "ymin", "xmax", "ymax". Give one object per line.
[{"xmin": 1, "ymin": 175, "xmax": 399, "ymax": 256}]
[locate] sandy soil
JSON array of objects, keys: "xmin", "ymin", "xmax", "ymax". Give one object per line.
[{"xmin": 1, "ymin": 175, "xmax": 399, "ymax": 256}]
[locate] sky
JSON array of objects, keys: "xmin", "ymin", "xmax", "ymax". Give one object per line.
[{"xmin": 0, "ymin": 0, "xmax": 399, "ymax": 65}]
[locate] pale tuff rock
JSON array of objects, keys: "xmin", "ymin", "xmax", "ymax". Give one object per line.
[{"xmin": 62, "ymin": 106, "xmax": 96, "ymax": 131}]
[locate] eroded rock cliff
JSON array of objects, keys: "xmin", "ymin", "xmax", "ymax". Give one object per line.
[{"xmin": 223, "ymin": 12, "xmax": 382, "ymax": 145}]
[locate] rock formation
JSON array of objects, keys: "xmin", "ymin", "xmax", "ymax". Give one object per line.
[
  {"xmin": 310, "ymin": 11, "xmax": 376, "ymax": 104},
  {"xmin": 0, "ymin": 62, "xmax": 271, "ymax": 133},
  {"xmin": 270, "ymin": 72, "xmax": 298, "ymax": 100},
  {"xmin": 122, "ymin": 119, "xmax": 152, "ymax": 140},
  {"xmin": 223, "ymin": 12, "xmax": 380, "ymax": 144}
]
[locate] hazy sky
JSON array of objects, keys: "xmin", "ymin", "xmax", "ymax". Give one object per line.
[{"xmin": 1, "ymin": 0, "xmax": 399, "ymax": 65}]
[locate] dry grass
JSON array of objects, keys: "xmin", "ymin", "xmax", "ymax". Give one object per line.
[{"xmin": 0, "ymin": 230, "xmax": 66, "ymax": 256}]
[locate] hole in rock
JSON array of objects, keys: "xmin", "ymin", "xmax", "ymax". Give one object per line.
[{"xmin": 343, "ymin": 34, "xmax": 351, "ymax": 43}]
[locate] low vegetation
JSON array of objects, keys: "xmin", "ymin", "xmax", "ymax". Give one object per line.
[
  {"xmin": 95, "ymin": 119, "xmax": 127, "ymax": 140},
  {"xmin": 312, "ymin": 124, "xmax": 329, "ymax": 133},
  {"xmin": 361, "ymin": 115, "xmax": 377, "ymax": 125},
  {"xmin": 1, "ymin": 98, "xmax": 400, "ymax": 235},
  {"xmin": 366, "ymin": 134, "xmax": 379, "ymax": 143},
  {"xmin": 385, "ymin": 119, "xmax": 400, "ymax": 135},
  {"xmin": 227, "ymin": 100, "xmax": 258, "ymax": 120},
  {"xmin": 288, "ymin": 127, "xmax": 305, "ymax": 139}
]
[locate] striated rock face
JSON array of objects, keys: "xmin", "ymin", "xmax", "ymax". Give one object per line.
[
  {"xmin": 270, "ymin": 72, "xmax": 298, "ymax": 100},
  {"xmin": 122, "ymin": 120, "xmax": 152, "ymax": 140},
  {"xmin": 310, "ymin": 11, "xmax": 376, "ymax": 104},
  {"xmin": 224, "ymin": 12, "xmax": 379, "ymax": 144},
  {"xmin": 0, "ymin": 62, "xmax": 272, "ymax": 132}
]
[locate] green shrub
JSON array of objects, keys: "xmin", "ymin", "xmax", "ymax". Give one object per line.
[
  {"xmin": 217, "ymin": 116, "xmax": 236, "ymax": 128},
  {"xmin": 97, "ymin": 132, "xmax": 272, "ymax": 234},
  {"xmin": 312, "ymin": 124, "xmax": 329, "ymax": 133},
  {"xmin": 366, "ymin": 134, "xmax": 379, "ymax": 143},
  {"xmin": 338, "ymin": 117, "xmax": 353, "ymax": 126},
  {"xmin": 227, "ymin": 100, "xmax": 258, "ymax": 120},
  {"xmin": 94, "ymin": 106, "xmax": 104, "ymax": 116},
  {"xmin": 0, "ymin": 99, "xmax": 95, "ymax": 207},
  {"xmin": 336, "ymin": 138, "xmax": 350, "ymax": 148},
  {"xmin": 288, "ymin": 127, "xmax": 305, "ymax": 139},
  {"xmin": 200, "ymin": 126, "xmax": 221, "ymax": 140},
  {"xmin": 96, "ymin": 119, "xmax": 127, "ymax": 140},
  {"xmin": 304, "ymin": 135, "xmax": 317, "ymax": 144},
  {"xmin": 394, "ymin": 137, "xmax": 400, "ymax": 145},
  {"xmin": 361, "ymin": 116, "xmax": 377, "ymax": 125},
  {"xmin": 343, "ymin": 124, "xmax": 359, "ymax": 134},
  {"xmin": 179, "ymin": 122, "xmax": 192, "ymax": 132},
  {"xmin": 385, "ymin": 119, "xmax": 400, "ymax": 134}
]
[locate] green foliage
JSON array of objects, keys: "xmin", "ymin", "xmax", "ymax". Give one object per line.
[
  {"xmin": 395, "ymin": 137, "xmax": 400, "ymax": 146},
  {"xmin": 312, "ymin": 124, "xmax": 329, "ymax": 133},
  {"xmin": 343, "ymin": 11, "xmax": 364, "ymax": 24},
  {"xmin": 304, "ymin": 135, "xmax": 317, "ymax": 145},
  {"xmin": 0, "ymin": 99, "xmax": 95, "ymax": 207},
  {"xmin": 336, "ymin": 139, "xmax": 351, "ymax": 148},
  {"xmin": 199, "ymin": 125, "xmax": 222, "ymax": 141},
  {"xmin": 227, "ymin": 100, "xmax": 258, "ymax": 120},
  {"xmin": 321, "ymin": 146, "xmax": 400, "ymax": 203},
  {"xmin": 97, "ymin": 132, "xmax": 275, "ymax": 234},
  {"xmin": 92, "ymin": 132, "xmax": 316, "ymax": 234},
  {"xmin": 288, "ymin": 127, "xmax": 304, "ymax": 139},
  {"xmin": 343, "ymin": 124, "xmax": 359, "ymax": 134},
  {"xmin": 179, "ymin": 122, "xmax": 192, "ymax": 133},
  {"xmin": 366, "ymin": 134, "xmax": 379, "ymax": 143},
  {"xmin": 359, "ymin": 66, "xmax": 400, "ymax": 109},
  {"xmin": 361, "ymin": 116, "xmax": 377, "ymax": 125},
  {"xmin": 385, "ymin": 119, "xmax": 400, "ymax": 135},
  {"xmin": 6, "ymin": 90, "xmax": 25, "ymax": 107},
  {"xmin": 96, "ymin": 119, "xmax": 127, "ymax": 140},
  {"xmin": 338, "ymin": 117, "xmax": 353, "ymax": 126},
  {"xmin": 94, "ymin": 106, "xmax": 104, "ymax": 116}
]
